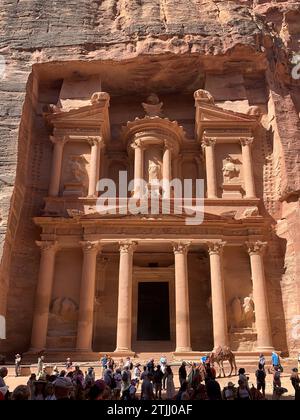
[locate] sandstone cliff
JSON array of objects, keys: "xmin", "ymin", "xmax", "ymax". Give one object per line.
[{"xmin": 0, "ymin": 0, "xmax": 299, "ymax": 354}]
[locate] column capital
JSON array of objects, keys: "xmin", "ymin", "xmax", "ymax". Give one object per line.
[
  {"xmin": 119, "ymin": 240, "xmax": 138, "ymax": 254},
  {"xmin": 36, "ymin": 240, "xmax": 59, "ymax": 252},
  {"xmin": 173, "ymin": 241, "xmax": 191, "ymax": 255},
  {"xmin": 207, "ymin": 241, "xmax": 226, "ymax": 255},
  {"xmin": 131, "ymin": 139, "xmax": 145, "ymax": 150},
  {"xmin": 164, "ymin": 139, "xmax": 174, "ymax": 152},
  {"xmin": 246, "ymin": 240, "xmax": 267, "ymax": 256},
  {"xmin": 80, "ymin": 241, "xmax": 102, "ymax": 253},
  {"xmin": 240, "ymin": 137, "xmax": 254, "ymax": 147},
  {"xmin": 201, "ymin": 136, "xmax": 217, "ymax": 149},
  {"xmin": 50, "ymin": 135, "xmax": 67, "ymax": 146},
  {"xmin": 87, "ymin": 136, "xmax": 105, "ymax": 147}
]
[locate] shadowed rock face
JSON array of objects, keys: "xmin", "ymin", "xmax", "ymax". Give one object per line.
[{"xmin": 0, "ymin": 1, "xmax": 299, "ymax": 355}]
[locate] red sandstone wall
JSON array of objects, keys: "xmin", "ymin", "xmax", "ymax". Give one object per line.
[{"xmin": 0, "ymin": 0, "xmax": 299, "ymax": 354}]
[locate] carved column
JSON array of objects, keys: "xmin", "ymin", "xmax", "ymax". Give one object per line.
[
  {"xmin": 30, "ymin": 241, "xmax": 59, "ymax": 351},
  {"xmin": 88, "ymin": 137, "xmax": 103, "ymax": 198},
  {"xmin": 173, "ymin": 242, "xmax": 192, "ymax": 353},
  {"xmin": 240, "ymin": 137, "xmax": 256, "ymax": 199},
  {"xmin": 208, "ymin": 241, "xmax": 228, "ymax": 349},
  {"xmin": 246, "ymin": 241, "xmax": 274, "ymax": 351},
  {"xmin": 48, "ymin": 136, "xmax": 66, "ymax": 197},
  {"xmin": 131, "ymin": 139, "xmax": 144, "ymax": 197},
  {"xmin": 163, "ymin": 140, "xmax": 172, "ymax": 199},
  {"xmin": 76, "ymin": 241, "xmax": 100, "ymax": 351},
  {"xmin": 202, "ymin": 136, "xmax": 218, "ymax": 199},
  {"xmin": 115, "ymin": 241, "xmax": 137, "ymax": 353}
]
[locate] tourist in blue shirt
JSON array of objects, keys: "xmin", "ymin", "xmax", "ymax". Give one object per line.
[{"xmin": 272, "ymin": 351, "xmax": 280, "ymax": 368}]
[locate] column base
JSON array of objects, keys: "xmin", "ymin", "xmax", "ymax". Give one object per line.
[
  {"xmin": 174, "ymin": 347, "xmax": 192, "ymax": 354},
  {"xmin": 114, "ymin": 349, "xmax": 136, "ymax": 357}
]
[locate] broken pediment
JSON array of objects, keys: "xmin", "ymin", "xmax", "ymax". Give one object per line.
[{"xmin": 194, "ymin": 89, "xmax": 261, "ymax": 140}]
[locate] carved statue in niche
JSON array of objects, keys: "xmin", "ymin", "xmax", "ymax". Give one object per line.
[
  {"xmin": 230, "ymin": 295, "xmax": 255, "ymax": 329},
  {"xmin": 242, "ymin": 295, "xmax": 255, "ymax": 328},
  {"xmin": 48, "ymin": 297, "xmax": 79, "ymax": 337},
  {"xmin": 222, "ymin": 156, "xmax": 240, "ymax": 183},
  {"xmin": 142, "ymin": 93, "xmax": 163, "ymax": 117},
  {"xmin": 68, "ymin": 155, "xmax": 88, "ymax": 183},
  {"xmin": 64, "ymin": 155, "xmax": 88, "ymax": 196},
  {"xmin": 148, "ymin": 161, "xmax": 161, "ymax": 182}
]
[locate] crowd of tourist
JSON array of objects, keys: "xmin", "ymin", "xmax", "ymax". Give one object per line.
[{"xmin": 0, "ymin": 352, "xmax": 299, "ymax": 400}]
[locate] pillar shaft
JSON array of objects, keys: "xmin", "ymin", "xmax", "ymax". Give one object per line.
[
  {"xmin": 246, "ymin": 241, "xmax": 274, "ymax": 351},
  {"xmin": 132, "ymin": 140, "xmax": 144, "ymax": 197},
  {"xmin": 173, "ymin": 242, "xmax": 191, "ymax": 353},
  {"xmin": 241, "ymin": 138, "xmax": 256, "ymax": 199},
  {"xmin": 48, "ymin": 137, "xmax": 65, "ymax": 197},
  {"xmin": 208, "ymin": 242, "xmax": 228, "ymax": 349},
  {"xmin": 88, "ymin": 138, "xmax": 101, "ymax": 197},
  {"xmin": 30, "ymin": 241, "xmax": 58, "ymax": 351},
  {"xmin": 202, "ymin": 137, "xmax": 217, "ymax": 199},
  {"xmin": 76, "ymin": 242, "xmax": 100, "ymax": 351},
  {"xmin": 115, "ymin": 241, "xmax": 137, "ymax": 352},
  {"xmin": 163, "ymin": 141, "xmax": 172, "ymax": 199}
]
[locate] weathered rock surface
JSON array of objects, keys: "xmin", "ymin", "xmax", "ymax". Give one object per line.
[{"xmin": 0, "ymin": 1, "xmax": 299, "ymax": 354}]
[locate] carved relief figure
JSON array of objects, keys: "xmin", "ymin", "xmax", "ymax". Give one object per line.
[
  {"xmin": 222, "ymin": 156, "xmax": 240, "ymax": 183},
  {"xmin": 48, "ymin": 297, "xmax": 79, "ymax": 337},
  {"xmin": 68, "ymin": 155, "xmax": 88, "ymax": 184},
  {"xmin": 229, "ymin": 295, "xmax": 255, "ymax": 329},
  {"xmin": 142, "ymin": 93, "xmax": 163, "ymax": 117},
  {"xmin": 148, "ymin": 161, "xmax": 161, "ymax": 182},
  {"xmin": 243, "ymin": 295, "xmax": 255, "ymax": 328}
]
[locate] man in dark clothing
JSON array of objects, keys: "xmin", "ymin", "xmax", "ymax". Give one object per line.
[
  {"xmin": 206, "ymin": 378, "xmax": 222, "ymax": 400},
  {"xmin": 147, "ymin": 359, "xmax": 155, "ymax": 376},
  {"xmin": 153, "ymin": 365, "xmax": 164, "ymax": 399},
  {"xmin": 179, "ymin": 362, "xmax": 187, "ymax": 387},
  {"xmin": 255, "ymin": 363, "xmax": 266, "ymax": 398}
]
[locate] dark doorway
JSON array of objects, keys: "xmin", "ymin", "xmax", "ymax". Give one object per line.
[{"xmin": 137, "ymin": 282, "xmax": 171, "ymax": 341}]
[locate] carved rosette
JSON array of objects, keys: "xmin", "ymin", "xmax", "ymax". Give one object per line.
[
  {"xmin": 240, "ymin": 137, "xmax": 254, "ymax": 147},
  {"xmin": 119, "ymin": 241, "xmax": 138, "ymax": 254},
  {"xmin": 245, "ymin": 241, "xmax": 267, "ymax": 256},
  {"xmin": 36, "ymin": 241, "xmax": 59, "ymax": 253},
  {"xmin": 201, "ymin": 136, "xmax": 217, "ymax": 149},
  {"xmin": 80, "ymin": 241, "xmax": 101, "ymax": 253},
  {"xmin": 172, "ymin": 241, "xmax": 191, "ymax": 255},
  {"xmin": 207, "ymin": 241, "xmax": 226, "ymax": 256}
]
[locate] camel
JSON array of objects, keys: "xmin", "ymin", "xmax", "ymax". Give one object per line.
[{"xmin": 210, "ymin": 346, "xmax": 237, "ymax": 378}]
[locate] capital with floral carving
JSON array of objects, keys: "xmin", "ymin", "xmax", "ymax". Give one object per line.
[
  {"xmin": 119, "ymin": 240, "xmax": 138, "ymax": 254},
  {"xmin": 80, "ymin": 241, "xmax": 102, "ymax": 253},
  {"xmin": 245, "ymin": 241, "xmax": 267, "ymax": 256},
  {"xmin": 164, "ymin": 139, "xmax": 174, "ymax": 152},
  {"xmin": 36, "ymin": 240, "xmax": 59, "ymax": 252},
  {"xmin": 207, "ymin": 241, "xmax": 226, "ymax": 255},
  {"xmin": 201, "ymin": 136, "xmax": 217, "ymax": 149},
  {"xmin": 131, "ymin": 139, "xmax": 144, "ymax": 150},
  {"xmin": 172, "ymin": 241, "xmax": 191, "ymax": 255},
  {"xmin": 240, "ymin": 137, "xmax": 254, "ymax": 147},
  {"xmin": 87, "ymin": 136, "xmax": 105, "ymax": 147}
]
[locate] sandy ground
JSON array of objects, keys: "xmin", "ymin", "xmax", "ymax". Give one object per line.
[{"xmin": 3, "ymin": 365, "xmax": 298, "ymax": 400}]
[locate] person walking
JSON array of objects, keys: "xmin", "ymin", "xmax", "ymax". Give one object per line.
[
  {"xmin": 141, "ymin": 373, "xmax": 155, "ymax": 400},
  {"xmin": 153, "ymin": 365, "xmax": 164, "ymax": 400},
  {"xmin": 255, "ymin": 363, "xmax": 266, "ymax": 398},
  {"xmin": 165, "ymin": 366, "xmax": 176, "ymax": 400},
  {"xmin": 290, "ymin": 368, "xmax": 300, "ymax": 400},
  {"xmin": 179, "ymin": 362, "xmax": 187, "ymax": 387},
  {"xmin": 15, "ymin": 354, "xmax": 22, "ymax": 377}
]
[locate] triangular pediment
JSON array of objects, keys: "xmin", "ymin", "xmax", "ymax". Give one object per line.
[{"xmin": 45, "ymin": 103, "xmax": 108, "ymax": 127}]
